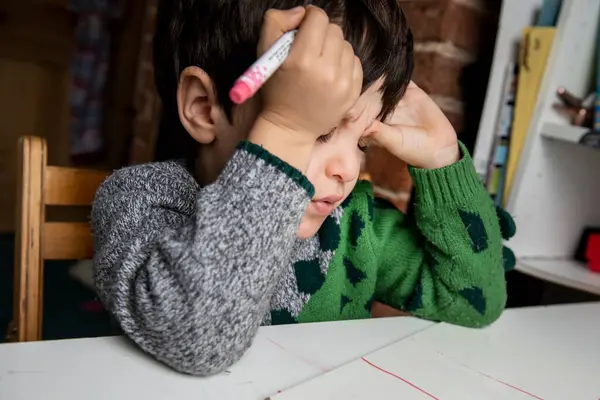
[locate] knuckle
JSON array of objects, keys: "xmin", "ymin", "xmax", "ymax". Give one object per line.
[
  {"xmin": 293, "ymin": 55, "xmax": 311, "ymax": 71},
  {"xmin": 354, "ymin": 56, "xmax": 363, "ymax": 75},
  {"xmin": 328, "ymin": 23, "xmax": 344, "ymax": 38},
  {"xmin": 308, "ymin": 5, "xmax": 329, "ymax": 22},
  {"xmin": 263, "ymin": 8, "xmax": 279, "ymax": 22},
  {"xmin": 344, "ymin": 41, "xmax": 355, "ymax": 55}
]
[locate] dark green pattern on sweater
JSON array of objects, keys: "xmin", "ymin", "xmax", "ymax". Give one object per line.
[
  {"xmin": 271, "ymin": 309, "xmax": 298, "ymax": 325},
  {"xmin": 344, "ymin": 257, "xmax": 366, "ymax": 286},
  {"xmin": 318, "ymin": 215, "xmax": 341, "ymax": 251},
  {"xmin": 349, "ymin": 211, "xmax": 365, "ymax": 248},
  {"xmin": 459, "ymin": 287, "xmax": 486, "ymax": 315},
  {"xmin": 364, "ymin": 294, "xmax": 375, "ymax": 313},
  {"xmin": 405, "ymin": 280, "xmax": 423, "ymax": 312},
  {"xmin": 502, "ymin": 246, "xmax": 516, "ymax": 272},
  {"xmin": 458, "ymin": 209, "xmax": 488, "ymax": 253},
  {"xmin": 294, "ymin": 259, "xmax": 326, "ymax": 295},
  {"xmin": 367, "ymin": 195, "xmax": 374, "ymax": 222},
  {"xmin": 340, "ymin": 295, "xmax": 352, "ymax": 313}
]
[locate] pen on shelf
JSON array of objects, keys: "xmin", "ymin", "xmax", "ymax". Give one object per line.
[{"xmin": 229, "ymin": 30, "xmax": 297, "ymax": 105}]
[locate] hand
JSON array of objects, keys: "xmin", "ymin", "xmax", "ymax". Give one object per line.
[
  {"xmin": 368, "ymin": 81, "xmax": 460, "ymax": 169},
  {"xmin": 257, "ymin": 6, "xmax": 363, "ymax": 144}
]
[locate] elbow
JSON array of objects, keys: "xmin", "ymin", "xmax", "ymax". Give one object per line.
[
  {"xmin": 459, "ymin": 283, "xmax": 507, "ymax": 329},
  {"xmin": 162, "ymin": 347, "xmax": 243, "ymax": 377},
  {"xmin": 124, "ymin": 323, "xmax": 254, "ymax": 377}
]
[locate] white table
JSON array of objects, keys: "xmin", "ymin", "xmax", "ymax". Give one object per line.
[
  {"xmin": 396, "ymin": 302, "xmax": 600, "ymax": 399},
  {"xmin": 3, "ymin": 303, "xmax": 599, "ymax": 400},
  {"xmin": 0, "ymin": 316, "xmax": 433, "ymax": 400},
  {"xmin": 267, "ymin": 302, "xmax": 600, "ymax": 400},
  {"xmin": 390, "ymin": 303, "xmax": 600, "ymax": 400}
]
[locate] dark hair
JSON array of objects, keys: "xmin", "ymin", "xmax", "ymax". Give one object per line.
[{"xmin": 153, "ymin": 0, "xmax": 413, "ymax": 160}]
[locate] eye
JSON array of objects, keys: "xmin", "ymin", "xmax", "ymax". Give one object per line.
[
  {"xmin": 317, "ymin": 128, "xmax": 336, "ymax": 144},
  {"xmin": 358, "ymin": 137, "xmax": 370, "ymax": 152}
]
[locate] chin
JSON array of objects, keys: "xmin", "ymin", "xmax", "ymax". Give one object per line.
[{"xmin": 296, "ymin": 216, "xmax": 323, "ymax": 239}]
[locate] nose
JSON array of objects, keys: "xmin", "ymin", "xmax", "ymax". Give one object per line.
[{"xmin": 325, "ymin": 152, "xmax": 359, "ymax": 183}]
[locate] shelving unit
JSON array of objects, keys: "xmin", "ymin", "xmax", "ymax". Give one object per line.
[
  {"xmin": 476, "ymin": 0, "xmax": 600, "ymax": 296},
  {"xmin": 541, "ymin": 122, "xmax": 600, "ymax": 149},
  {"xmin": 518, "ymin": 258, "xmax": 600, "ymax": 296}
]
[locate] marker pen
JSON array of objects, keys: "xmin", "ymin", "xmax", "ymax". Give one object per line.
[{"xmin": 229, "ymin": 30, "xmax": 297, "ymax": 105}]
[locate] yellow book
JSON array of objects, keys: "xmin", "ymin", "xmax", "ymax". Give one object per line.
[{"xmin": 503, "ymin": 27, "xmax": 555, "ymax": 204}]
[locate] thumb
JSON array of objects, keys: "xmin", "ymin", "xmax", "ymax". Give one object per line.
[
  {"xmin": 369, "ymin": 120, "xmax": 429, "ymax": 165},
  {"xmin": 258, "ymin": 7, "xmax": 306, "ymax": 55}
]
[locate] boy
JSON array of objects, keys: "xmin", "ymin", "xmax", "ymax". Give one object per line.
[{"xmin": 91, "ymin": 1, "xmax": 516, "ymax": 377}]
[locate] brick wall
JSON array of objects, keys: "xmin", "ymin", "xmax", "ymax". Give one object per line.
[{"xmin": 364, "ymin": 0, "xmax": 496, "ymax": 212}]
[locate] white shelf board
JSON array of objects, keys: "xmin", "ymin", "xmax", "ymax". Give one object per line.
[
  {"xmin": 517, "ymin": 257, "xmax": 600, "ymax": 295},
  {"xmin": 541, "ymin": 122, "xmax": 600, "ymax": 148}
]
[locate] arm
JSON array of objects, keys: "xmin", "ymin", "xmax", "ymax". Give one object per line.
[
  {"xmin": 92, "ymin": 140, "xmax": 313, "ymax": 376},
  {"xmin": 373, "ymin": 143, "xmax": 509, "ymax": 327}
]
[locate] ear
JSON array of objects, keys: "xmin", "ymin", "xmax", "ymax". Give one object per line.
[{"xmin": 177, "ymin": 66, "xmax": 222, "ymax": 144}]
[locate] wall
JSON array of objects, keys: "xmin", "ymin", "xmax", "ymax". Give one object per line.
[{"xmin": 364, "ymin": 0, "xmax": 499, "ymax": 211}]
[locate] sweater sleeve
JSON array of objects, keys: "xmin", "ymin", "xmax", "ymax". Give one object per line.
[
  {"xmin": 91, "ymin": 141, "xmax": 313, "ymax": 376},
  {"xmin": 372, "ymin": 142, "xmax": 508, "ymax": 327}
]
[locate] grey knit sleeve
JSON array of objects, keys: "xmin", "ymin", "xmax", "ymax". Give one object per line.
[{"xmin": 91, "ymin": 141, "xmax": 313, "ymax": 376}]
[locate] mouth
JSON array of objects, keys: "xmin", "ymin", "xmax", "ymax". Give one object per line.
[{"xmin": 310, "ymin": 194, "xmax": 343, "ymax": 216}]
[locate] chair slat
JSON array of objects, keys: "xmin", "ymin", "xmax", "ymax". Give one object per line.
[
  {"xmin": 42, "ymin": 222, "xmax": 94, "ymax": 260},
  {"xmin": 45, "ymin": 166, "xmax": 109, "ymax": 206},
  {"xmin": 14, "ymin": 136, "xmax": 45, "ymax": 342}
]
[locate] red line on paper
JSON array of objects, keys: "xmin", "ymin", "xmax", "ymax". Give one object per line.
[
  {"xmin": 434, "ymin": 350, "xmax": 544, "ymax": 399},
  {"xmin": 478, "ymin": 372, "xmax": 544, "ymax": 400},
  {"xmin": 361, "ymin": 357, "xmax": 439, "ymax": 400},
  {"xmin": 266, "ymin": 337, "xmax": 285, "ymax": 350}
]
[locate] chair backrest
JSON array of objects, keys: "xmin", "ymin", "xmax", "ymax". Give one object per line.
[{"xmin": 9, "ymin": 135, "xmax": 110, "ymax": 342}]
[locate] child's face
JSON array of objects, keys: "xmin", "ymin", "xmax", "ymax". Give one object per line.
[
  {"xmin": 235, "ymin": 81, "xmax": 384, "ymax": 239},
  {"xmin": 187, "ymin": 70, "xmax": 384, "ymax": 239},
  {"xmin": 296, "ymin": 81, "xmax": 383, "ymax": 238}
]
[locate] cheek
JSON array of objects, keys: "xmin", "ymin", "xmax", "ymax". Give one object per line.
[{"xmin": 304, "ymin": 147, "xmax": 326, "ymax": 184}]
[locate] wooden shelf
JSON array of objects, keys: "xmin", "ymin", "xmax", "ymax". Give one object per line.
[
  {"xmin": 517, "ymin": 258, "xmax": 600, "ymax": 295},
  {"xmin": 541, "ymin": 122, "xmax": 600, "ymax": 149}
]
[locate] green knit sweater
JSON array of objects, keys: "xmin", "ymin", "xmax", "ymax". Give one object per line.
[{"xmin": 294, "ymin": 144, "xmax": 508, "ymax": 328}]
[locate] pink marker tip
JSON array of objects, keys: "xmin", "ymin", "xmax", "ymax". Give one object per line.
[{"xmin": 230, "ymin": 81, "xmax": 253, "ymax": 104}]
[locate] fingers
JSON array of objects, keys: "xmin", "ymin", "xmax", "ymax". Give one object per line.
[
  {"xmin": 370, "ymin": 121, "xmax": 429, "ymax": 163},
  {"xmin": 258, "ymin": 7, "xmax": 306, "ymax": 56},
  {"xmin": 350, "ymin": 51, "xmax": 363, "ymax": 101},
  {"xmin": 322, "ymin": 23, "xmax": 344, "ymax": 62},
  {"xmin": 291, "ymin": 5, "xmax": 330, "ymax": 58}
]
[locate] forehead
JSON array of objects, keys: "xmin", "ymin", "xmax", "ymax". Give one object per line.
[{"xmin": 346, "ymin": 79, "xmax": 384, "ymax": 124}]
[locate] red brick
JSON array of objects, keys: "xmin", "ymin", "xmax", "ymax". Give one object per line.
[
  {"xmin": 440, "ymin": 2, "xmax": 484, "ymax": 52},
  {"xmin": 403, "ymin": 0, "xmax": 484, "ymax": 53},
  {"xmin": 412, "ymin": 50, "xmax": 465, "ymax": 99},
  {"xmin": 402, "ymin": 0, "xmax": 449, "ymax": 42}
]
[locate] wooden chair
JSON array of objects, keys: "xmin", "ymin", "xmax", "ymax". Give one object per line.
[{"xmin": 6, "ymin": 135, "xmax": 110, "ymax": 342}]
